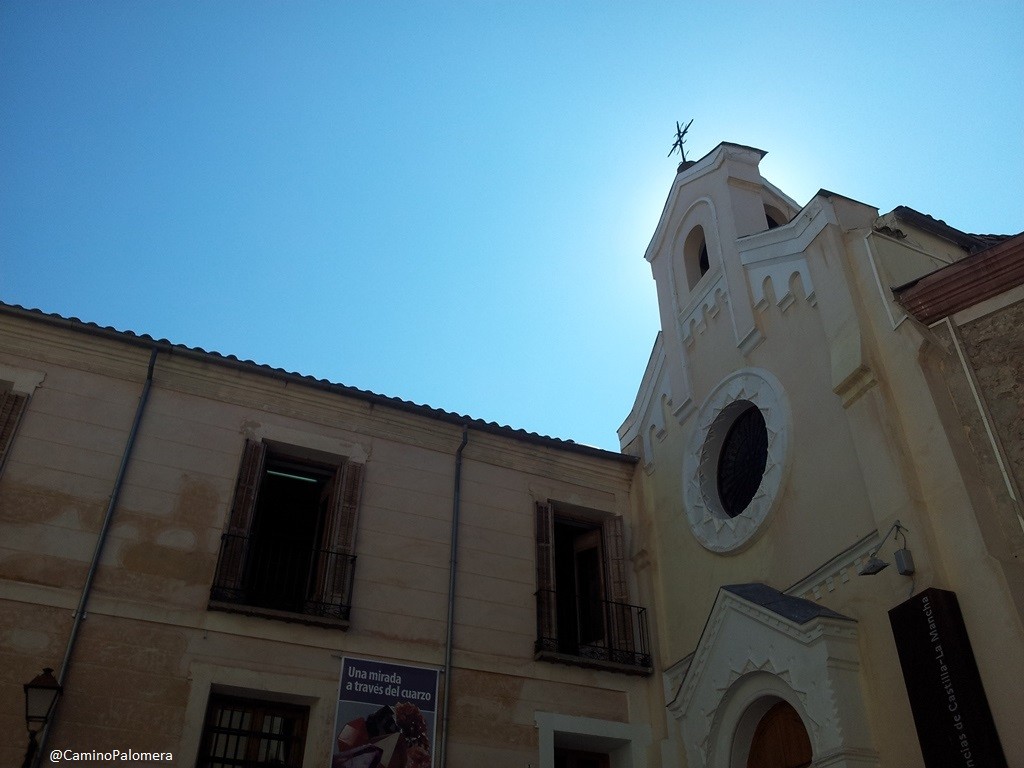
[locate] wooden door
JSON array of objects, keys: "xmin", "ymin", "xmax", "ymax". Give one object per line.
[{"xmin": 746, "ymin": 701, "xmax": 812, "ymax": 768}]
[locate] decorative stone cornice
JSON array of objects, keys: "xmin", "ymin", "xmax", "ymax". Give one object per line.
[{"xmin": 786, "ymin": 530, "xmax": 881, "ymax": 602}]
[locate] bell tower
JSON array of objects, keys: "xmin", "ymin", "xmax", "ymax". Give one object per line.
[{"xmin": 643, "ymin": 143, "xmax": 798, "ymax": 424}]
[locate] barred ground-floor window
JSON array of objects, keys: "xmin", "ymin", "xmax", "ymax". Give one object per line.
[{"xmin": 197, "ymin": 693, "xmax": 309, "ymax": 768}]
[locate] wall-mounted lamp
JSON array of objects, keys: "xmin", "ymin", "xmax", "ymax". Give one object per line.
[
  {"xmin": 23, "ymin": 667, "xmax": 62, "ymax": 768},
  {"xmin": 859, "ymin": 521, "xmax": 915, "ymax": 576}
]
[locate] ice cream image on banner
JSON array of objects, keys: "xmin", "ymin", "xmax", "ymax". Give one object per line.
[{"xmin": 334, "ymin": 658, "xmax": 439, "ymax": 768}]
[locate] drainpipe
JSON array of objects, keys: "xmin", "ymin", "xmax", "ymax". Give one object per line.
[
  {"xmin": 34, "ymin": 347, "xmax": 158, "ymax": 767},
  {"xmin": 438, "ymin": 426, "xmax": 468, "ymax": 768}
]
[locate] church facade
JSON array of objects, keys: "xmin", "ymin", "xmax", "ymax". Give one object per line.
[
  {"xmin": 2, "ymin": 142, "xmax": 1022, "ymax": 768},
  {"xmin": 618, "ymin": 143, "xmax": 1023, "ymax": 767}
]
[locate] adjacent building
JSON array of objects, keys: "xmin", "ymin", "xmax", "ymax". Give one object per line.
[
  {"xmin": 2, "ymin": 141, "xmax": 1022, "ymax": 767},
  {"xmin": 0, "ymin": 307, "xmax": 659, "ymax": 768}
]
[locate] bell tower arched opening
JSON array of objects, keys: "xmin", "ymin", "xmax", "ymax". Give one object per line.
[
  {"xmin": 763, "ymin": 204, "xmax": 788, "ymax": 230},
  {"xmin": 685, "ymin": 225, "xmax": 710, "ymax": 289}
]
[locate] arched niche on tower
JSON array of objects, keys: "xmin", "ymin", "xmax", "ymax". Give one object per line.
[
  {"xmin": 686, "ymin": 225, "xmax": 710, "ymax": 288},
  {"xmin": 763, "ymin": 203, "xmax": 788, "ymax": 230},
  {"xmin": 670, "ymin": 198, "xmax": 719, "ymax": 310}
]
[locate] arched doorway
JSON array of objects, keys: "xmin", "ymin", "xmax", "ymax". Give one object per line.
[{"xmin": 746, "ymin": 700, "xmax": 812, "ymax": 768}]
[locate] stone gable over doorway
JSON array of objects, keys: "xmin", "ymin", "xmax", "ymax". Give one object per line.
[{"xmin": 667, "ymin": 584, "xmax": 878, "ymax": 768}]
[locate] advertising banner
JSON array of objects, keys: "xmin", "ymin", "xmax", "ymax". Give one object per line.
[
  {"xmin": 888, "ymin": 588, "xmax": 1007, "ymax": 768},
  {"xmin": 332, "ymin": 656, "xmax": 439, "ymax": 768}
]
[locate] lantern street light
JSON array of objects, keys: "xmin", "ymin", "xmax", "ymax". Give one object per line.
[
  {"xmin": 858, "ymin": 520, "xmax": 916, "ymax": 577},
  {"xmin": 23, "ymin": 668, "xmax": 62, "ymax": 768}
]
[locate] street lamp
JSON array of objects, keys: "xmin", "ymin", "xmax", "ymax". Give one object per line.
[
  {"xmin": 858, "ymin": 520, "xmax": 915, "ymax": 576},
  {"xmin": 23, "ymin": 667, "xmax": 62, "ymax": 768}
]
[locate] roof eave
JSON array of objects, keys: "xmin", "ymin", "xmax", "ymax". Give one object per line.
[
  {"xmin": 0, "ymin": 303, "xmax": 637, "ymax": 464},
  {"xmin": 892, "ymin": 232, "xmax": 1024, "ymax": 324}
]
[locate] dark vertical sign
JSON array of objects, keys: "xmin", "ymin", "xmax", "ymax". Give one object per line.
[
  {"xmin": 888, "ymin": 588, "xmax": 1006, "ymax": 768},
  {"xmin": 332, "ymin": 657, "xmax": 439, "ymax": 768}
]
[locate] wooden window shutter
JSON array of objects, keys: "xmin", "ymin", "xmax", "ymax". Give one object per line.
[
  {"xmin": 603, "ymin": 515, "xmax": 633, "ymax": 654},
  {"xmin": 604, "ymin": 516, "xmax": 628, "ymax": 604},
  {"xmin": 0, "ymin": 390, "xmax": 28, "ymax": 475},
  {"xmin": 213, "ymin": 439, "xmax": 266, "ymax": 597},
  {"xmin": 331, "ymin": 460, "xmax": 365, "ymax": 554},
  {"xmin": 535, "ymin": 501, "xmax": 556, "ymax": 643},
  {"xmin": 226, "ymin": 439, "xmax": 266, "ymax": 534},
  {"xmin": 312, "ymin": 460, "xmax": 364, "ymax": 614}
]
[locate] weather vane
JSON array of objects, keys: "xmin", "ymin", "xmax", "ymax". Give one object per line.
[{"xmin": 668, "ymin": 119, "xmax": 694, "ymax": 165}]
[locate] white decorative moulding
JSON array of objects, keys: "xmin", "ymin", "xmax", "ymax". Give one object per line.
[
  {"xmin": 747, "ymin": 258, "xmax": 817, "ymax": 311},
  {"xmin": 683, "ymin": 368, "xmax": 792, "ymax": 553},
  {"xmin": 669, "ymin": 587, "xmax": 876, "ymax": 768},
  {"xmin": 680, "ymin": 272, "xmax": 728, "ymax": 347}
]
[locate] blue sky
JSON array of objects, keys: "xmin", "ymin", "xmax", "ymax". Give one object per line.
[{"xmin": 2, "ymin": 2, "xmax": 1022, "ymax": 450}]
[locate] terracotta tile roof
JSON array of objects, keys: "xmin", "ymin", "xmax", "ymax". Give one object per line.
[
  {"xmin": 892, "ymin": 231, "xmax": 1024, "ymax": 325},
  {"xmin": 0, "ymin": 302, "xmax": 635, "ymax": 463}
]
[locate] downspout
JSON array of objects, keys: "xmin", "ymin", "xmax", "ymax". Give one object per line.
[
  {"xmin": 34, "ymin": 347, "xmax": 158, "ymax": 766},
  {"xmin": 438, "ymin": 425, "xmax": 468, "ymax": 768}
]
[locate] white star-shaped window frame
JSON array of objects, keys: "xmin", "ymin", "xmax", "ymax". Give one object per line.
[{"xmin": 683, "ymin": 368, "xmax": 792, "ymax": 553}]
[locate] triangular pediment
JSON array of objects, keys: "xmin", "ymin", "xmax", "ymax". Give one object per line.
[
  {"xmin": 676, "ymin": 584, "xmax": 854, "ymax": 718},
  {"xmin": 669, "ymin": 583, "xmax": 870, "ymax": 768}
]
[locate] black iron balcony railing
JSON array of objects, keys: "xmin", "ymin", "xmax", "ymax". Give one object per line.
[
  {"xmin": 210, "ymin": 532, "xmax": 356, "ymax": 622},
  {"xmin": 535, "ymin": 589, "xmax": 652, "ymax": 672}
]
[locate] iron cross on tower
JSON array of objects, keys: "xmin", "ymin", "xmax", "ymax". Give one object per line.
[{"xmin": 668, "ymin": 119, "xmax": 694, "ymax": 164}]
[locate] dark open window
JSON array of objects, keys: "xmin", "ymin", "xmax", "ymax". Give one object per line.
[
  {"xmin": 764, "ymin": 204, "xmax": 788, "ymax": 230},
  {"xmin": 197, "ymin": 693, "xmax": 308, "ymax": 768},
  {"xmin": 683, "ymin": 225, "xmax": 711, "ymax": 290},
  {"xmin": 0, "ymin": 387, "xmax": 28, "ymax": 476},
  {"xmin": 717, "ymin": 403, "xmax": 768, "ymax": 518},
  {"xmin": 211, "ymin": 439, "xmax": 364, "ymax": 623},
  {"xmin": 558, "ymin": 522, "xmax": 605, "ymax": 648},
  {"xmin": 535, "ymin": 502, "xmax": 651, "ymax": 673}
]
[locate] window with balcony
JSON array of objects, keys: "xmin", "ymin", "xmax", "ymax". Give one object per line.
[
  {"xmin": 210, "ymin": 439, "xmax": 364, "ymax": 625},
  {"xmin": 535, "ymin": 502, "xmax": 651, "ymax": 674}
]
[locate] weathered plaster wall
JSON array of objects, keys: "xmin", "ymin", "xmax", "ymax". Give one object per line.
[{"xmin": 0, "ymin": 315, "xmax": 662, "ymax": 767}]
